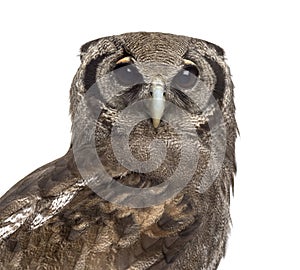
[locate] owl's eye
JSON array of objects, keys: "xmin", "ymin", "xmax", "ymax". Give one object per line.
[
  {"xmin": 113, "ymin": 62, "xmax": 144, "ymax": 86},
  {"xmin": 172, "ymin": 65, "xmax": 199, "ymax": 89}
]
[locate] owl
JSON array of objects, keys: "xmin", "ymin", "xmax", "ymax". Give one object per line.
[{"xmin": 0, "ymin": 32, "xmax": 237, "ymax": 270}]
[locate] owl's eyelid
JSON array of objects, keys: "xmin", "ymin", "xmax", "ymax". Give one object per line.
[
  {"xmin": 182, "ymin": 59, "xmax": 197, "ymax": 66},
  {"xmin": 116, "ymin": 56, "xmax": 133, "ymax": 65}
]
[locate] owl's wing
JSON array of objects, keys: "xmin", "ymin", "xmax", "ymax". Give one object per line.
[
  {"xmin": 0, "ymin": 148, "xmax": 81, "ymax": 242},
  {"xmin": 0, "ymin": 148, "xmax": 218, "ymax": 270},
  {"xmin": 2, "ymin": 149, "xmax": 78, "ymax": 204}
]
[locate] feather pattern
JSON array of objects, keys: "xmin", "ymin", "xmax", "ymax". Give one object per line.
[{"xmin": 0, "ymin": 32, "xmax": 237, "ymax": 269}]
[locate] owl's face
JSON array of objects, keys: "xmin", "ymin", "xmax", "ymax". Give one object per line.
[{"xmin": 69, "ymin": 32, "xmax": 234, "ymax": 204}]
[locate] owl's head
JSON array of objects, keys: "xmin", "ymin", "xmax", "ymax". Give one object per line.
[{"xmin": 69, "ymin": 32, "xmax": 236, "ymax": 206}]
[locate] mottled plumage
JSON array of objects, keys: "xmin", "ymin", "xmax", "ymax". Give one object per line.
[{"xmin": 0, "ymin": 32, "xmax": 237, "ymax": 269}]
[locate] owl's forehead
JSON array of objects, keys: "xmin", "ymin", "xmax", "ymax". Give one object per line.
[
  {"xmin": 81, "ymin": 32, "xmax": 225, "ymax": 69},
  {"xmin": 120, "ymin": 32, "xmax": 191, "ymax": 64}
]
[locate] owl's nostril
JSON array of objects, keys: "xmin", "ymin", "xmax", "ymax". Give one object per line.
[{"xmin": 150, "ymin": 90, "xmax": 164, "ymax": 97}]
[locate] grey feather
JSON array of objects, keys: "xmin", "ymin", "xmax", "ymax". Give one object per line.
[{"xmin": 0, "ymin": 32, "xmax": 237, "ymax": 270}]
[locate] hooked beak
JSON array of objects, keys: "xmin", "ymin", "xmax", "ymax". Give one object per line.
[{"xmin": 149, "ymin": 79, "xmax": 165, "ymax": 128}]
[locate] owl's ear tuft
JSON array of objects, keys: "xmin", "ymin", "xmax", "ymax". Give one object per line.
[
  {"xmin": 79, "ymin": 38, "xmax": 102, "ymax": 61},
  {"xmin": 80, "ymin": 38, "xmax": 101, "ymax": 54},
  {"xmin": 206, "ymin": 41, "xmax": 225, "ymax": 57}
]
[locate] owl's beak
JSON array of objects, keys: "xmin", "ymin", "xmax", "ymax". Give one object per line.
[{"xmin": 150, "ymin": 79, "xmax": 165, "ymax": 128}]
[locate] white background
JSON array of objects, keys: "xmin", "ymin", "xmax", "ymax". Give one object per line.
[{"xmin": 0, "ymin": 1, "xmax": 299, "ymax": 269}]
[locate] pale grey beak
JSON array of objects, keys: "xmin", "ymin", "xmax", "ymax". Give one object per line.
[{"xmin": 150, "ymin": 79, "xmax": 165, "ymax": 128}]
